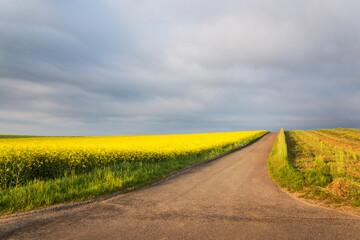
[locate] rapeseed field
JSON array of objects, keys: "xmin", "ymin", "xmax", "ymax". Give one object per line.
[{"xmin": 0, "ymin": 131, "xmax": 267, "ymax": 213}]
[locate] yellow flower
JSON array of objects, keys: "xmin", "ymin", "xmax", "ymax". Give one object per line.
[{"xmin": 0, "ymin": 130, "xmax": 267, "ymax": 187}]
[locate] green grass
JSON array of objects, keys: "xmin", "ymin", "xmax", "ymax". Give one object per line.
[
  {"xmin": 0, "ymin": 132, "xmax": 267, "ymax": 215},
  {"xmin": 267, "ymin": 128, "xmax": 305, "ymax": 191},
  {"xmin": 1, "ymin": 161, "xmax": 182, "ymax": 214}
]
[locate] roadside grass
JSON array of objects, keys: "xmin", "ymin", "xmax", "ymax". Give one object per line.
[
  {"xmin": 268, "ymin": 128, "xmax": 360, "ymax": 208},
  {"xmin": 267, "ymin": 128, "xmax": 305, "ymax": 191},
  {"xmin": 1, "ymin": 160, "xmax": 184, "ymax": 214},
  {"xmin": 0, "ymin": 132, "xmax": 267, "ymax": 215}
]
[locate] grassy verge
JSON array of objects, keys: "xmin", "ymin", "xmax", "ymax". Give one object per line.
[
  {"xmin": 267, "ymin": 128, "xmax": 305, "ymax": 191},
  {"xmin": 268, "ymin": 128, "xmax": 360, "ymax": 208},
  {"xmin": 0, "ymin": 132, "xmax": 266, "ymax": 215}
]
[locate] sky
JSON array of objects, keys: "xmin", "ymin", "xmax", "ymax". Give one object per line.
[{"xmin": 1, "ymin": 0, "xmax": 360, "ymax": 136}]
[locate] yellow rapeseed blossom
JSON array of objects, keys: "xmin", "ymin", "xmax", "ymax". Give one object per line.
[{"xmin": 0, "ymin": 131, "xmax": 267, "ymax": 189}]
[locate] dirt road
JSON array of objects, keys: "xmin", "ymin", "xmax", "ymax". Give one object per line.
[{"xmin": 1, "ymin": 133, "xmax": 360, "ymax": 239}]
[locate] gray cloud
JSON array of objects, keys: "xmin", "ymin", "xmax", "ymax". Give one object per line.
[{"xmin": 0, "ymin": 0, "xmax": 359, "ymax": 135}]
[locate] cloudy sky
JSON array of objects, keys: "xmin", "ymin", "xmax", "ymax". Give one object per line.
[{"xmin": 1, "ymin": 0, "xmax": 360, "ymax": 136}]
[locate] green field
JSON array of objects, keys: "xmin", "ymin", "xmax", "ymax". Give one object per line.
[
  {"xmin": 0, "ymin": 135, "xmax": 44, "ymax": 139},
  {"xmin": 268, "ymin": 128, "xmax": 360, "ymax": 207}
]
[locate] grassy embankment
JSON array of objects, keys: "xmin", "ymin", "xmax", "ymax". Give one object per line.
[
  {"xmin": 0, "ymin": 131, "xmax": 267, "ymax": 214},
  {"xmin": 267, "ymin": 128, "xmax": 305, "ymax": 191},
  {"xmin": 268, "ymin": 128, "xmax": 360, "ymax": 207}
]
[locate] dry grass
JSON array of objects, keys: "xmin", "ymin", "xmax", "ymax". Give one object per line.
[{"xmin": 285, "ymin": 128, "xmax": 360, "ymax": 207}]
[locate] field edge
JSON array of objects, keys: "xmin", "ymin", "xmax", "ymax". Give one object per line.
[{"xmin": 267, "ymin": 128, "xmax": 360, "ymax": 215}]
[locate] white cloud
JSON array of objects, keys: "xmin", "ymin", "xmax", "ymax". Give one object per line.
[{"xmin": 0, "ymin": 0, "xmax": 359, "ymax": 135}]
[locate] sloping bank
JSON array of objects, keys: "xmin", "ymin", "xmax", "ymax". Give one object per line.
[{"xmin": 267, "ymin": 128, "xmax": 305, "ymax": 191}]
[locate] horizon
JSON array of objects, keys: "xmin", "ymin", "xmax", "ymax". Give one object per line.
[
  {"xmin": 1, "ymin": 127, "xmax": 356, "ymax": 137},
  {"xmin": 1, "ymin": 1, "xmax": 359, "ymax": 136}
]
